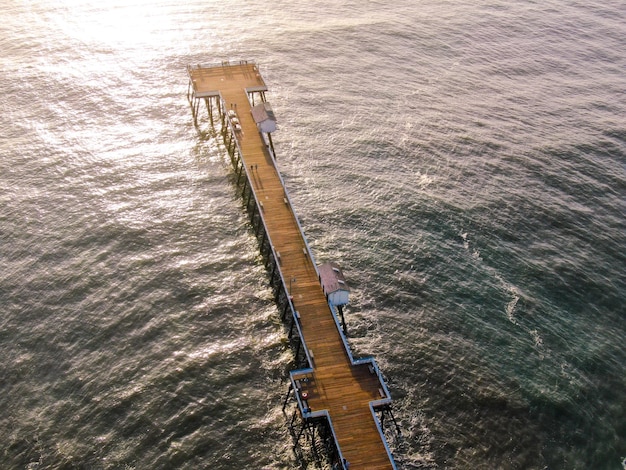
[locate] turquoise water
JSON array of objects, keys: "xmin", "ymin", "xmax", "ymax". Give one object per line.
[{"xmin": 1, "ymin": 1, "xmax": 625, "ymax": 468}]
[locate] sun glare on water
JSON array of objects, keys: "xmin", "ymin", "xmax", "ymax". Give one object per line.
[{"xmin": 47, "ymin": 0, "xmax": 182, "ymax": 53}]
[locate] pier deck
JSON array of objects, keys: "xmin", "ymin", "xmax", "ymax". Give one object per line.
[{"xmin": 188, "ymin": 62, "xmax": 395, "ymax": 470}]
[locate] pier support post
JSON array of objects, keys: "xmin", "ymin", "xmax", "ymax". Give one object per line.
[
  {"xmin": 254, "ymin": 213, "xmax": 264, "ymax": 238},
  {"xmin": 288, "ymin": 314, "xmax": 296, "ymax": 340},
  {"xmin": 282, "ymin": 303, "xmax": 290, "ymax": 321},
  {"xmin": 191, "ymin": 98, "xmax": 200, "ymax": 124},
  {"xmin": 245, "ymin": 183, "xmax": 253, "ymax": 209},
  {"xmin": 259, "ymin": 230, "xmax": 267, "ymax": 263},
  {"xmin": 249, "ymin": 197, "xmax": 258, "ymax": 222},
  {"xmin": 219, "ymin": 99, "xmax": 225, "ymax": 129},
  {"xmin": 338, "ymin": 305, "xmax": 347, "ymax": 336},
  {"xmin": 376, "ymin": 405, "xmax": 402, "ymax": 440},
  {"xmin": 240, "ymin": 174, "xmax": 249, "ymax": 199},
  {"xmin": 268, "ymin": 133, "xmax": 276, "ymax": 159},
  {"xmin": 287, "ymin": 413, "xmax": 342, "ymax": 470},
  {"xmin": 236, "ymin": 160, "xmax": 244, "ymax": 185},
  {"xmin": 282, "ymin": 383, "xmax": 293, "ymax": 412},
  {"xmin": 270, "ymin": 261, "xmax": 278, "ymax": 290},
  {"xmin": 294, "ymin": 335, "xmax": 302, "ymax": 361}
]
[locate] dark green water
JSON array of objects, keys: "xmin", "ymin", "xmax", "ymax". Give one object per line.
[{"xmin": 1, "ymin": 1, "xmax": 624, "ymax": 468}]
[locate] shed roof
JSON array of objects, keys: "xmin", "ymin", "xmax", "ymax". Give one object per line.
[
  {"xmin": 318, "ymin": 262, "xmax": 350, "ymax": 295},
  {"xmin": 251, "ymin": 102, "xmax": 276, "ymax": 125}
]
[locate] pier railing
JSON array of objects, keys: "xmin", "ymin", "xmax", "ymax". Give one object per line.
[{"xmin": 219, "ymin": 93, "xmax": 315, "ymax": 370}]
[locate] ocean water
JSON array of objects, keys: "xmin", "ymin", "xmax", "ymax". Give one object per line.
[{"xmin": 1, "ymin": 1, "xmax": 625, "ymax": 469}]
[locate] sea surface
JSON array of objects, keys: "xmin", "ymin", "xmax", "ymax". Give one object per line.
[{"xmin": 1, "ymin": 1, "xmax": 625, "ymax": 469}]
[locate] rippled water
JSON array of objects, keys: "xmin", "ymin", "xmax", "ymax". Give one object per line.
[{"xmin": 1, "ymin": 1, "xmax": 625, "ymax": 469}]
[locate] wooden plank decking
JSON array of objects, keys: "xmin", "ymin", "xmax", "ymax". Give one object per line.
[{"xmin": 188, "ymin": 62, "xmax": 394, "ymax": 470}]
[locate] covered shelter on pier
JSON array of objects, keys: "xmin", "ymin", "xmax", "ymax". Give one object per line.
[
  {"xmin": 251, "ymin": 102, "xmax": 277, "ymax": 133},
  {"xmin": 318, "ymin": 262, "xmax": 350, "ymax": 306}
]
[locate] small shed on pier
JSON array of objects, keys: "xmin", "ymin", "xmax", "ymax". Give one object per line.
[
  {"xmin": 251, "ymin": 102, "xmax": 277, "ymax": 133},
  {"xmin": 318, "ymin": 262, "xmax": 350, "ymax": 306}
]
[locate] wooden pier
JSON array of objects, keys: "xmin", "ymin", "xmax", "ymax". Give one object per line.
[{"xmin": 187, "ymin": 61, "xmax": 399, "ymax": 470}]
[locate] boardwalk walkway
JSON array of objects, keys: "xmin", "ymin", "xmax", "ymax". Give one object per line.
[{"xmin": 188, "ymin": 61, "xmax": 395, "ymax": 470}]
